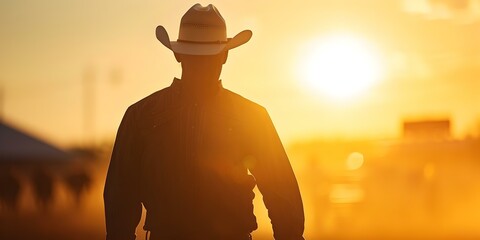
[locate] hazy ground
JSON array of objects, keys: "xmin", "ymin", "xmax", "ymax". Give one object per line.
[{"xmin": 2, "ymin": 137, "xmax": 480, "ymax": 240}]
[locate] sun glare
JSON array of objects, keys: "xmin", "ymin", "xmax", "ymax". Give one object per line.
[{"xmin": 298, "ymin": 34, "xmax": 383, "ymax": 100}]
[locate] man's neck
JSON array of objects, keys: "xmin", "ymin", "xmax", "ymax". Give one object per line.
[{"xmin": 179, "ymin": 75, "xmax": 220, "ymax": 100}]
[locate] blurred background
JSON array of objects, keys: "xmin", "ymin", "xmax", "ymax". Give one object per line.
[{"xmin": 1, "ymin": 0, "xmax": 480, "ymax": 239}]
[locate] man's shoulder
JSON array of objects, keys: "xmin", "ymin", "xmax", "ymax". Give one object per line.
[
  {"xmin": 222, "ymin": 88, "xmax": 263, "ymax": 108},
  {"xmin": 221, "ymin": 88, "xmax": 267, "ymax": 116},
  {"xmin": 128, "ymin": 86, "xmax": 173, "ymax": 111}
]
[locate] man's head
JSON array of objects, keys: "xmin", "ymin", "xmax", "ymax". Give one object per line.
[{"xmin": 155, "ymin": 3, "xmax": 252, "ymax": 56}]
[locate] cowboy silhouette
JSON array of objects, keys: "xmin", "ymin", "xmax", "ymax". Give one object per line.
[{"xmin": 104, "ymin": 4, "xmax": 305, "ymax": 240}]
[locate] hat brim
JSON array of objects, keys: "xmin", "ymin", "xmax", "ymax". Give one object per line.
[{"xmin": 156, "ymin": 26, "xmax": 252, "ymax": 55}]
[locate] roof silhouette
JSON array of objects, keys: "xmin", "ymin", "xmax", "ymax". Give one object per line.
[{"xmin": 0, "ymin": 121, "xmax": 71, "ymax": 163}]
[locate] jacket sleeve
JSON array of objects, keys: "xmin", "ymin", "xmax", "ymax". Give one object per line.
[
  {"xmin": 104, "ymin": 106, "xmax": 143, "ymax": 240},
  {"xmin": 248, "ymin": 108, "xmax": 305, "ymax": 240}
]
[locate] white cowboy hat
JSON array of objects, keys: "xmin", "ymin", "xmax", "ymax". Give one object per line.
[{"xmin": 156, "ymin": 3, "xmax": 252, "ymax": 55}]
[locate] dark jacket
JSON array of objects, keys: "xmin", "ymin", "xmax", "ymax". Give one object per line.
[{"xmin": 104, "ymin": 78, "xmax": 305, "ymax": 240}]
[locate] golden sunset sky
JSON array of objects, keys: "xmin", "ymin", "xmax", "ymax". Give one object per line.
[{"xmin": 1, "ymin": 0, "xmax": 480, "ymax": 147}]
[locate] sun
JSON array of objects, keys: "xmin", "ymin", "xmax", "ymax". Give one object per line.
[{"xmin": 297, "ymin": 34, "xmax": 383, "ymax": 100}]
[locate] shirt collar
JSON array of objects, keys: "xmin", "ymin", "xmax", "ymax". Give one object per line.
[{"xmin": 171, "ymin": 77, "xmax": 223, "ymax": 102}]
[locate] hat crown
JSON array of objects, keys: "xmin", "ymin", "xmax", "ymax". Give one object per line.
[{"xmin": 178, "ymin": 4, "xmax": 227, "ymax": 43}]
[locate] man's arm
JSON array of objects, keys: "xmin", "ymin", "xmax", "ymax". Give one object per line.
[
  {"xmin": 248, "ymin": 108, "xmax": 305, "ymax": 240},
  {"xmin": 104, "ymin": 107, "xmax": 143, "ymax": 240}
]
